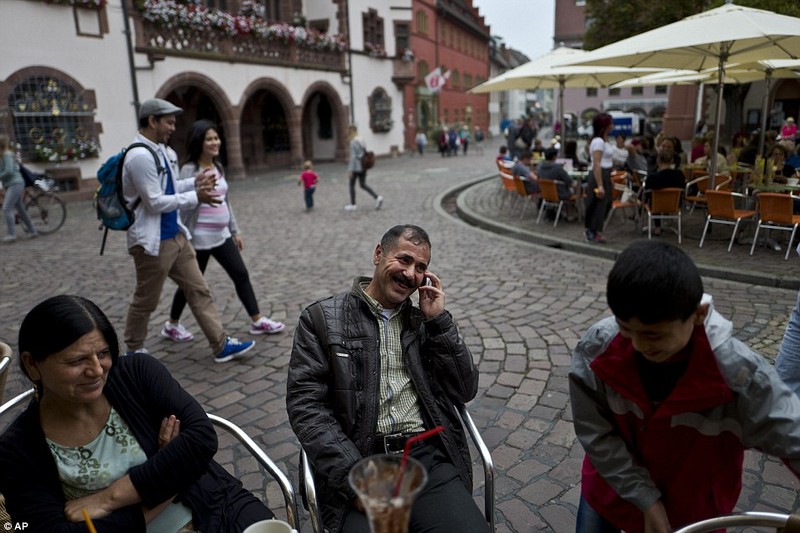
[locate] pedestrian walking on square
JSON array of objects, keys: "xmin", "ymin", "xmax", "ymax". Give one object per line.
[
  {"xmin": 344, "ymin": 125, "xmax": 383, "ymax": 211},
  {"xmin": 121, "ymin": 99, "xmax": 255, "ymax": 363},
  {"xmin": 298, "ymin": 159, "xmax": 319, "ymax": 210},
  {"xmin": 415, "ymin": 131, "xmax": 427, "ymax": 155},
  {"xmin": 165, "ymin": 119, "xmax": 285, "ymax": 343},
  {"xmin": 0, "ymin": 134, "xmax": 37, "ymax": 242}
]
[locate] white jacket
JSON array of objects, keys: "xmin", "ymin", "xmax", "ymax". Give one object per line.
[{"xmin": 122, "ymin": 133, "xmax": 198, "ymax": 256}]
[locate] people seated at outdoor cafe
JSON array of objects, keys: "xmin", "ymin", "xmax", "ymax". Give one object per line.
[
  {"xmin": 496, "ymin": 145, "xmax": 513, "ymax": 163},
  {"xmin": 645, "ymin": 150, "xmax": 686, "ymax": 236},
  {"xmin": 512, "ymin": 150, "xmax": 539, "ymax": 194},
  {"xmin": 564, "ymin": 139, "xmax": 588, "ymax": 171},
  {"xmin": 781, "ymin": 116, "xmax": 797, "ymax": 142},
  {"xmin": 531, "ymin": 138, "xmax": 545, "ymax": 158},
  {"xmin": 728, "ymin": 131, "xmax": 747, "ymax": 165},
  {"xmin": 612, "ymin": 134, "xmax": 628, "ymax": 170},
  {"xmin": 537, "ymin": 147, "xmax": 577, "ymax": 221},
  {"xmin": 737, "ymin": 130, "xmax": 761, "ymax": 166},
  {"xmin": 787, "ymin": 142, "xmax": 800, "ymax": 169},
  {"xmin": 768, "ymin": 142, "xmax": 797, "ymax": 182},
  {"xmin": 694, "ymin": 137, "xmax": 729, "ymax": 175},
  {"xmin": 690, "ymin": 134, "xmax": 706, "ymax": 163},
  {"xmin": 0, "ymin": 295, "xmax": 276, "ymax": 532},
  {"xmin": 647, "ymin": 135, "xmax": 682, "ymax": 176},
  {"xmin": 624, "ymin": 139, "xmax": 648, "ymax": 177}
]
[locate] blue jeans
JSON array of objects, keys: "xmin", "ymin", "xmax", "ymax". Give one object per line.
[
  {"xmin": 777, "ymin": 289, "xmax": 800, "ymax": 396},
  {"xmin": 304, "ymin": 186, "xmax": 315, "ymax": 208},
  {"xmin": 3, "ymin": 181, "xmax": 36, "ymax": 237},
  {"xmin": 576, "ymin": 496, "xmax": 621, "ymax": 533}
]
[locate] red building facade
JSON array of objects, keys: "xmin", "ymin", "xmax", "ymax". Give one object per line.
[{"xmin": 405, "ymin": 0, "xmax": 491, "ymax": 149}]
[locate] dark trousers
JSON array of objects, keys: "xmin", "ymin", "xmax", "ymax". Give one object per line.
[
  {"xmin": 575, "ymin": 495, "xmax": 621, "ymax": 533},
  {"xmin": 170, "ymin": 236, "xmax": 259, "ymax": 321},
  {"xmin": 304, "ymin": 186, "xmax": 316, "ymax": 208},
  {"xmin": 585, "ymin": 168, "xmax": 612, "ymax": 234},
  {"xmin": 341, "ymin": 444, "xmax": 489, "ymax": 533},
  {"xmin": 349, "ymin": 171, "xmax": 378, "ymax": 205}
]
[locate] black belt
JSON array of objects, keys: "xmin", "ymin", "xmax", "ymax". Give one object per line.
[{"xmin": 372, "ymin": 431, "xmax": 426, "ymax": 455}]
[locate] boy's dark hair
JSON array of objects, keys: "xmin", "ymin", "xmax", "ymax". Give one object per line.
[{"xmin": 607, "ymin": 240, "xmax": 703, "ymax": 324}]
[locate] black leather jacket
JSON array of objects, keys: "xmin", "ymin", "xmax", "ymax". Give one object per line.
[{"xmin": 287, "ymin": 277, "xmax": 479, "ymax": 532}]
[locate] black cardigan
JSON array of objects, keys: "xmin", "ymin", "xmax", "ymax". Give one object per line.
[{"xmin": 0, "ymin": 354, "xmax": 270, "ymax": 532}]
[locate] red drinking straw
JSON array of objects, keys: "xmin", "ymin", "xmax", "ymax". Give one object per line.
[{"xmin": 393, "ymin": 425, "xmax": 444, "ymax": 498}]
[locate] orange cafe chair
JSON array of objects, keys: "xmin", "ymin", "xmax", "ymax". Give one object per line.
[
  {"xmin": 699, "ymin": 190, "xmax": 756, "ymax": 252},
  {"xmin": 604, "ymin": 172, "xmax": 640, "ymax": 231},
  {"xmin": 537, "ymin": 179, "xmax": 576, "ymax": 227},
  {"xmin": 645, "ymin": 187, "xmax": 683, "ymax": 243},
  {"xmin": 512, "ymin": 174, "xmax": 538, "ymax": 219},
  {"xmin": 750, "ymin": 192, "xmax": 800, "ymax": 260}
]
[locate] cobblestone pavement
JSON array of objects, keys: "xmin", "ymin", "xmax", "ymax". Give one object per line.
[{"xmin": 1, "ymin": 138, "xmax": 799, "ymax": 532}]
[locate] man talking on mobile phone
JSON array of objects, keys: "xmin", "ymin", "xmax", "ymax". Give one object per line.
[{"xmin": 286, "ymin": 224, "xmax": 487, "ymax": 533}]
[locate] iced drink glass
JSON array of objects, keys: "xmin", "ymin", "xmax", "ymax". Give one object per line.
[{"xmin": 348, "ymin": 454, "xmax": 428, "ymax": 533}]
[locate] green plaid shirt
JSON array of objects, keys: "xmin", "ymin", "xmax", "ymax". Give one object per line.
[{"xmin": 358, "ymin": 282, "xmax": 425, "ymax": 435}]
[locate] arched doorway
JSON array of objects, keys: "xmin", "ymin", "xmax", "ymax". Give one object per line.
[
  {"xmin": 240, "ymin": 90, "xmax": 292, "ymax": 171},
  {"xmin": 163, "ymin": 86, "xmax": 227, "ymax": 166},
  {"xmin": 301, "ymin": 93, "xmax": 336, "ymax": 161}
]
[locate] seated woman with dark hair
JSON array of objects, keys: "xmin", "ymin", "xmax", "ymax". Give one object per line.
[
  {"xmin": 0, "ymin": 295, "xmax": 274, "ymax": 533},
  {"xmin": 645, "ymin": 150, "xmax": 686, "ymax": 236},
  {"xmin": 769, "ymin": 142, "xmax": 797, "ymax": 182}
]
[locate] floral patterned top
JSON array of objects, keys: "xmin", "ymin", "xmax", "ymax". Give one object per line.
[{"xmin": 47, "ymin": 407, "xmax": 193, "ymax": 532}]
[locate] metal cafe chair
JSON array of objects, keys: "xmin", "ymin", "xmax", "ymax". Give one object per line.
[
  {"xmin": 300, "ymin": 404, "xmax": 496, "ymax": 533},
  {"xmin": 537, "ymin": 179, "xmax": 577, "ymax": 228},
  {"xmin": 645, "ymin": 187, "xmax": 683, "ymax": 243},
  {"xmin": 699, "ymin": 190, "xmax": 756, "ymax": 252},
  {"xmin": 749, "ymin": 192, "xmax": 800, "ymax": 260},
  {"xmin": 0, "ymin": 388, "xmax": 300, "ymax": 530},
  {"xmin": 673, "ymin": 511, "xmax": 800, "ymax": 533}
]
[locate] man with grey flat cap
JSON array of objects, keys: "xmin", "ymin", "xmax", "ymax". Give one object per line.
[{"xmin": 122, "ymin": 98, "xmax": 256, "ymax": 363}]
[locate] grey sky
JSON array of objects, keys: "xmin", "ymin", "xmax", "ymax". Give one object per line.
[{"xmin": 472, "ymin": 0, "xmax": 557, "ymax": 61}]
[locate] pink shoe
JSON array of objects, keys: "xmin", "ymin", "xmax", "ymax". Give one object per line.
[
  {"xmin": 250, "ymin": 317, "xmax": 286, "ymax": 335},
  {"xmin": 160, "ymin": 321, "xmax": 194, "ymax": 342}
]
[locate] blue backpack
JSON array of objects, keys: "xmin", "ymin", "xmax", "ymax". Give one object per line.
[{"xmin": 94, "ymin": 142, "xmax": 162, "ymax": 254}]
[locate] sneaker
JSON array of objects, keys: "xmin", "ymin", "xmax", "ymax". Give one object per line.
[
  {"xmin": 344, "ymin": 204, "xmax": 358, "ymax": 211},
  {"xmin": 250, "ymin": 317, "xmax": 286, "ymax": 335},
  {"xmin": 161, "ymin": 321, "xmax": 194, "ymax": 343},
  {"xmin": 2, "ymin": 235, "xmax": 16, "ymax": 243},
  {"xmin": 215, "ymin": 337, "xmax": 256, "ymax": 363},
  {"xmin": 584, "ymin": 229, "xmax": 595, "ymax": 242},
  {"xmin": 375, "ymin": 196, "xmax": 384, "ymax": 210},
  {"xmin": 593, "ymin": 232, "xmax": 607, "ymax": 244},
  {"xmin": 124, "ymin": 347, "xmax": 149, "ymax": 356}
]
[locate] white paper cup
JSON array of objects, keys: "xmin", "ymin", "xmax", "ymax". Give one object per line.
[
  {"xmin": 787, "ymin": 177, "xmax": 799, "ymax": 186},
  {"xmin": 242, "ymin": 519, "xmax": 296, "ymax": 533}
]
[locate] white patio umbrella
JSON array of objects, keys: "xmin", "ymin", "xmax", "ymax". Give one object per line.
[
  {"xmin": 612, "ymin": 61, "xmax": 800, "ymax": 153},
  {"xmin": 470, "ymin": 46, "xmax": 659, "ymax": 149},
  {"xmin": 560, "ymin": 1, "xmax": 800, "ymax": 181}
]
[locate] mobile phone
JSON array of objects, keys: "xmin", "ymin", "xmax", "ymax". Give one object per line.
[{"xmin": 423, "ymin": 276, "xmax": 431, "ymax": 287}]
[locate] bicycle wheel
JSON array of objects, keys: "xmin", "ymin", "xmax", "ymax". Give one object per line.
[{"xmin": 25, "ymin": 192, "xmax": 66, "ymax": 234}]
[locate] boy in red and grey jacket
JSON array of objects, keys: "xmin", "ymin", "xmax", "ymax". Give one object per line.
[{"xmin": 570, "ymin": 240, "xmax": 800, "ymax": 533}]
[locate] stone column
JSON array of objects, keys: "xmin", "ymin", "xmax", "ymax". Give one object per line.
[
  {"xmin": 289, "ymin": 105, "xmax": 303, "ymax": 168},
  {"xmin": 222, "ymin": 114, "xmax": 245, "ymax": 179}
]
